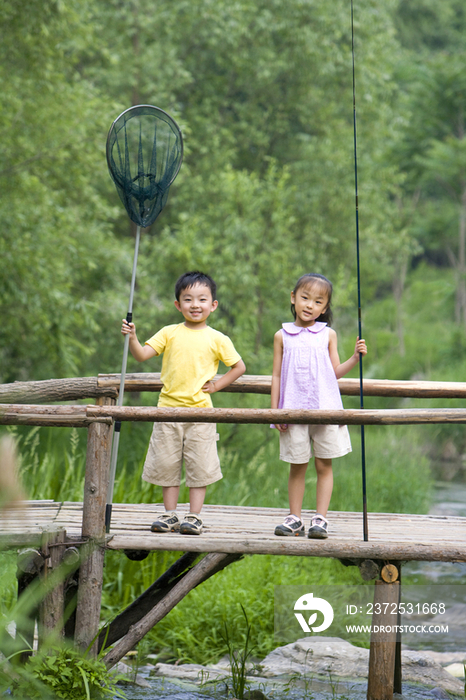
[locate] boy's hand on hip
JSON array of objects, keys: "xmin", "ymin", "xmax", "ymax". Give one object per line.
[{"xmin": 202, "ymin": 379, "xmax": 216, "ymax": 394}]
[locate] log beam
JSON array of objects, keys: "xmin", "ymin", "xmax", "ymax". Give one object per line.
[
  {"xmin": 87, "ymin": 405, "xmax": 466, "ymax": 426},
  {"xmin": 0, "ymin": 404, "xmax": 111, "ymax": 427},
  {"xmin": 105, "ymin": 533, "xmax": 466, "ymax": 561},
  {"xmin": 5, "ymin": 403, "xmax": 466, "ymax": 427},
  {"xmin": 0, "ymin": 377, "xmax": 117, "ymax": 404}
]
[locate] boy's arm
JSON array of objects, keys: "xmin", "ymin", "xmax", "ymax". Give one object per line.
[
  {"xmin": 202, "ymin": 359, "xmax": 246, "ymax": 394},
  {"xmin": 271, "ymin": 330, "xmax": 287, "ymax": 431},
  {"xmin": 121, "ymin": 320, "xmax": 158, "ymax": 362},
  {"xmin": 328, "ymin": 329, "xmax": 367, "ymax": 379}
]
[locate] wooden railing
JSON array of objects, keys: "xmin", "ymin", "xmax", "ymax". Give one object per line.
[
  {"xmin": 2, "ymin": 373, "xmax": 466, "ymax": 428},
  {"xmin": 2, "ymin": 372, "xmax": 466, "ymax": 403}
]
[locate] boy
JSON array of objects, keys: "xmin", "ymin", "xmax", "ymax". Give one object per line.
[{"xmin": 121, "ymin": 271, "xmax": 246, "ymax": 535}]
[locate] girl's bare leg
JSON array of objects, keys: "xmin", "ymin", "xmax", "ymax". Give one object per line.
[
  {"xmin": 288, "ymin": 462, "xmax": 308, "ymax": 518},
  {"xmin": 314, "ymin": 457, "xmax": 333, "ymax": 517},
  {"xmin": 162, "ymin": 485, "xmax": 180, "ymax": 511}
]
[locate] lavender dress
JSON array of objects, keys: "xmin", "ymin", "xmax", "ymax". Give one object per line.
[{"xmin": 278, "ymin": 322, "xmax": 344, "ymax": 411}]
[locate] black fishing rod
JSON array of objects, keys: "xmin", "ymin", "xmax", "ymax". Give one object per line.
[{"xmin": 350, "ymin": 0, "xmax": 368, "ymax": 542}]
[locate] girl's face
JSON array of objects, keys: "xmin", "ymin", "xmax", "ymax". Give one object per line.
[{"xmin": 291, "ymin": 283, "xmax": 329, "ymax": 327}]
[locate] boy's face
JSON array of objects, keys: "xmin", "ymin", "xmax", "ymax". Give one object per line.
[{"xmin": 174, "ymin": 283, "xmax": 218, "ymax": 328}]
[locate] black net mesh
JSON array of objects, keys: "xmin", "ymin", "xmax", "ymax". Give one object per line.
[{"xmin": 106, "ymin": 105, "xmax": 183, "ymax": 228}]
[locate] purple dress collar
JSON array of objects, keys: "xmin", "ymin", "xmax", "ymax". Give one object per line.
[{"xmin": 282, "ymin": 321, "xmax": 327, "ymax": 335}]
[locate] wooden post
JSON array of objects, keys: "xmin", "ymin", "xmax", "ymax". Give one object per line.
[
  {"xmin": 367, "ymin": 578, "xmax": 400, "ymax": 700},
  {"xmin": 16, "ymin": 549, "xmax": 45, "ymax": 659},
  {"xmin": 61, "ymin": 548, "xmax": 81, "ymax": 642},
  {"xmin": 74, "ymin": 407, "xmax": 113, "ymax": 656},
  {"xmin": 38, "ymin": 528, "xmax": 67, "ymax": 645},
  {"xmin": 393, "ymin": 564, "xmax": 402, "ymax": 694}
]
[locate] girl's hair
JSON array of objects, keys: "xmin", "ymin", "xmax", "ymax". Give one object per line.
[{"xmin": 291, "ymin": 273, "xmax": 333, "ymax": 325}]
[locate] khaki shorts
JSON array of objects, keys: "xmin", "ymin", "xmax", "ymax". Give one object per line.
[
  {"xmin": 142, "ymin": 421, "xmax": 222, "ymax": 488},
  {"xmin": 279, "ymin": 423, "xmax": 352, "ymax": 463}
]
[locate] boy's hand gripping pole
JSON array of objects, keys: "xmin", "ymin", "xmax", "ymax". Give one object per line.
[{"xmin": 105, "ymin": 225, "xmax": 141, "ymax": 533}]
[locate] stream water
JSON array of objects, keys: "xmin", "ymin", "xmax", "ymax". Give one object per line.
[
  {"xmin": 121, "ymin": 480, "xmax": 466, "ymax": 700},
  {"xmin": 405, "ymin": 481, "xmax": 466, "ymax": 585}
]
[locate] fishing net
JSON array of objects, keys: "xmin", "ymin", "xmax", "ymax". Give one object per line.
[{"xmin": 106, "ymin": 104, "xmax": 183, "ymax": 228}]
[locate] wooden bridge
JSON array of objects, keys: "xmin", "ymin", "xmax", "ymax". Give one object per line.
[{"xmin": 1, "ymin": 373, "xmax": 466, "ymax": 700}]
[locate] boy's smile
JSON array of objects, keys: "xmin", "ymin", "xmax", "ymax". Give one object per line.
[{"xmin": 174, "ymin": 283, "xmax": 218, "ymax": 329}]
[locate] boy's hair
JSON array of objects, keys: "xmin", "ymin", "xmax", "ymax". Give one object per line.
[
  {"xmin": 175, "ymin": 271, "xmax": 217, "ymax": 301},
  {"xmin": 291, "ymin": 273, "xmax": 333, "ymax": 326}
]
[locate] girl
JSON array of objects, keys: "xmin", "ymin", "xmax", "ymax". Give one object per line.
[{"xmin": 271, "ymin": 273, "xmax": 367, "ymax": 539}]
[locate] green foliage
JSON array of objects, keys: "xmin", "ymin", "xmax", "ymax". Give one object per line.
[
  {"xmin": 0, "ymin": 0, "xmax": 464, "ymax": 385},
  {"xmin": 0, "ymin": 549, "xmax": 126, "ymax": 700},
  {"xmin": 3, "ymin": 645, "xmax": 125, "ymax": 700},
  {"xmin": 394, "ymin": 0, "xmax": 466, "ymax": 54},
  {"xmin": 0, "ymin": 0, "xmax": 126, "ymax": 383},
  {"xmin": 27, "ymin": 646, "xmax": 124, "ymax": 700},
  {"xmin": 0, "ymin": 0, "xmax": 410, "ymax": 382}
]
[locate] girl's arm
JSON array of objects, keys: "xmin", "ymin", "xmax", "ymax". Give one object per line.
[
  {"xmin": 121, "ymin": 320, "xmax": 158, "ymax": 362},
  {"xmin": 328, "ymin": 329, "xmax": 367, "ymax": 379},
  {"xmin": 271, "ymin": 330, "xmax": 288, "ymax": 431}
]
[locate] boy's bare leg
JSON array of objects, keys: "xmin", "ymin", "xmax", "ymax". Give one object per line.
[
  {"xmin": 288, "ymin": 462, "xmax": 308, "ymax": 518},
  {"xmin": 314, "ymin": 457, "xmax": 333, "ymax": 517},
  {"xmin": 189, "ymin": 486, "xmax": 206, "ymax": 514},
  {"xmin": 162, "ymin": 485, "xmax": 180, "ymax": 511}
]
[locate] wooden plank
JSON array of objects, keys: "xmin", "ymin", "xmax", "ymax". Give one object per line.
[{"xmin": 1, "ymin": 502, "xmax": 465, "ymax": 563}]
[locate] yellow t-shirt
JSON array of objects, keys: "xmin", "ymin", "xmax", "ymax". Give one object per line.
[{"xmin": 145, "ymin": 323, "xmax": 242, "ymax": 407}]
